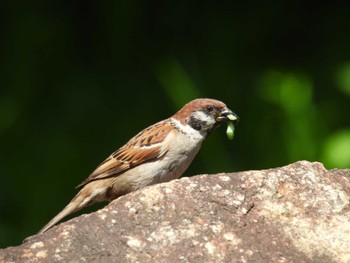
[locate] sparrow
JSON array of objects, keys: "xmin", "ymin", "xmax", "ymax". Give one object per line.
[{"xmin": 38, "ymin": 98, "xmax": 239, "ymax": 233}]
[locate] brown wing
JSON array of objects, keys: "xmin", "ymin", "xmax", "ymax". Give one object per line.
[{"xmin": 76, "ymin": 120, "xmax": 173, "ymax": 188}]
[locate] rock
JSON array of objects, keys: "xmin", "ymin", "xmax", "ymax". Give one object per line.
[{"xmin": 1, "ymin": 161, "xmax": 349, "ymax": 263}]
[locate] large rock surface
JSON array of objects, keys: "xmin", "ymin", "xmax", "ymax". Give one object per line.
[{"xmin": 1, "ymin": 161, "xmax": 350, "ymax": 263}]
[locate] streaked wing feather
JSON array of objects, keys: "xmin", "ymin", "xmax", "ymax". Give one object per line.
[{"xmin": 76, "ymin": 120, "xmax": 172, "ymax": 188}]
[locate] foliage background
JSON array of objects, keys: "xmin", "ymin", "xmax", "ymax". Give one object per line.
[{"xmin": 1, "ymin": 1, "xmax": 349, "ymax": 247}]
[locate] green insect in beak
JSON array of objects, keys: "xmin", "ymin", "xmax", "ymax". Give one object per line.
[{"xmin": 226, "ymin": 114, "xmax": 237, "ymax": 140}]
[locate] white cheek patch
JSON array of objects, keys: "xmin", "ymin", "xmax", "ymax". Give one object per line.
[
  {"xmin": 171, "ymin": 118, "xmax": 205, "ymax": 141},
  {"xmin": 192, "ymin": 111, "xmax": 215, "ymax": 126}
]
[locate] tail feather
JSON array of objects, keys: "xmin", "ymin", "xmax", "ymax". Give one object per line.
[
  {"xmin": 38, "ymin": 185, "xmax": 109, "ymax": 234},
  {"xmin": 38, "ymin": 200, "xmax": 81, "ymax": 234},
  {"xmin": 38, "ymin": 189, "xmax": 92, "ymax": 234}
]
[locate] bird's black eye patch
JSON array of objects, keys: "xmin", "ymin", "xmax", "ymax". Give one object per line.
[{"xmin": 205, "ymin": 106, "xmax": 214, "ymax": 113}]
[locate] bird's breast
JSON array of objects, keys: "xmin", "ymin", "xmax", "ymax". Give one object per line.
[{"xmin": 123, "ymin": 131, "xmax": 204, "ymax": 189}]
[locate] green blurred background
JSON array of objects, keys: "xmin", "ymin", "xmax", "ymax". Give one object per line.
[{"xmin": 1, "ymin": 1, "xmax": 350, "ymax": 247}]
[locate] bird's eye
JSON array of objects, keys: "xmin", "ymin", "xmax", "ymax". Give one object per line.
[{"xmin": 206, "ymin": 106, "xmax": 214, "ymax": 113}]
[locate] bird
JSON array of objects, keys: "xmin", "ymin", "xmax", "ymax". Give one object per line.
[{"xmin": 38, "ymin": 98, "xmax": 239, "ymax": 233}]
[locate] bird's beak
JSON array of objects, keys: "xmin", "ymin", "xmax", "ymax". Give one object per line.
[{"xmin": 216, "ymin": 108, "xmax": 239, "ymax": 124}]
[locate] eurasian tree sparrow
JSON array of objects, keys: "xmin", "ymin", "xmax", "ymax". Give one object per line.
[{"xmin": 38, "ymin": 98, "xmax": 238, "ymax": 233}]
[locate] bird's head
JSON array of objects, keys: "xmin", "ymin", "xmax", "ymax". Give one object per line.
[{"xmin": 174, "ymin": 98, "xmax": 239, "ymax": 135}]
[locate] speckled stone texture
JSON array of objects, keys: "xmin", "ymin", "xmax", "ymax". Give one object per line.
[{"xmin": 1, "ymin": 161, "xmax": 350, "ymax": 263}]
